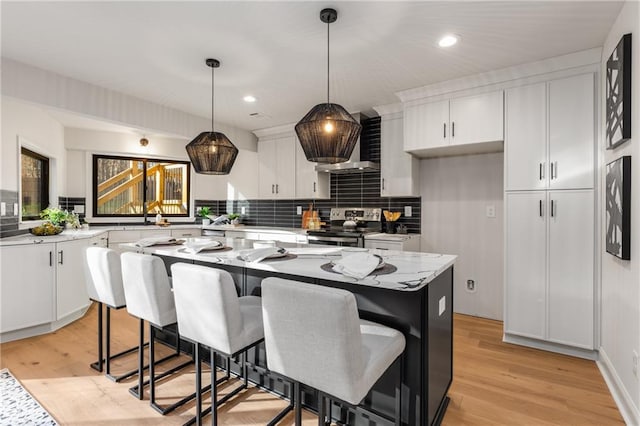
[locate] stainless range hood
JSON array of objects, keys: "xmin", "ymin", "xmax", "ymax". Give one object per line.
[{"xmin": 315, "ymin": 160, "xmax": 379, "ymax": 174}]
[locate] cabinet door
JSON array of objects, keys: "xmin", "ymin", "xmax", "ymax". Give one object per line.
[
  {"xmin": 56, "ymin": 239, "xmax": 90, "ymax": 320},
  {"xmin": 547, "ymin": 190, "xmax": 594, "ymax": 348},
  {"xmin": 505, "ymin": 192, "xmax": 546, "ymax": 339},
  {"xmin": 381, "ymin": 116, "xmax": 419, "ymax": 197},
  {"xmin": 364, "ymin": 240, "xmax": 402, "ymax": 251},
  {"xmin": 450, "ymin": 91, "xmax": 504, "ymax": 146},
  {"xmin": 505, "ymin": 83, "xmax": 547, "ymax": 191},
  {"xmin": 548, "ymin": 73, "xmax": 595, "ymax": 190},
  {"xmin": 258, "ymin": 139, "xmax": 277, "ymax": 199},
  {"xmin": 404, "ymin": 100, "xmax": 449, "ymax": 151},
  {"xmin": 0, "ymin": 244, "xmax": 55, "ymax": 332},
  {"xmin": 295, "ymin": 138, "xmax": 330, "ymax": 199},
  {"xmin": 171, "ymin": 228, "xmax": 202, "ymax": 238},
  {"xmin": 275, "ymin": 136, "xmax": 296, "ymax": 198}
]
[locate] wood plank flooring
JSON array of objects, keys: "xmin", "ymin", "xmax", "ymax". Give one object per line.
[{"xmin": 0, "ymin": 305, "xmax": 623, "ymax": 425}]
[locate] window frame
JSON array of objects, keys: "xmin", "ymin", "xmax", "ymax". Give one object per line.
[
  {"xmin": 20, "ymin": 146, "xmax": 50, "ymax": 221},
  {"xmin": 92, "ymin": 154, "xmax": 191, "ymax": 218}
]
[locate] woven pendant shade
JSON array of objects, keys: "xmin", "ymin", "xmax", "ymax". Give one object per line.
[
  {"xmin": 186, "ymin": 58, "xmax": 238, "ymax": 175},
  {"xmin": 295, "ymin": 103, "xmax": 362, "ymax": 163},
  {"xmin": 186, "ymin": 131, "xmax": 238, "ymax": 175}
]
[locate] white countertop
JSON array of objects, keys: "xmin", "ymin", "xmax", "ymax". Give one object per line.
[
  {"xmin": 121, "ymin": 237, "xmax": 455, "ymax": 292},
  {"xmin": 0, "ymin": 229, "xmax": 109, "ymax": 246},
  {"xmin": 203, "ymin": 225, "xmax": 307, "ymax": 235},
  {"xmin": 363, "ymin": 233, "xmax": 421, "ymax": 241}
]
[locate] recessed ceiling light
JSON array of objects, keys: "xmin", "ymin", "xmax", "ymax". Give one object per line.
[
  {"xmin": 438, "ymin": 34, "xmax": 459, "ymax": 48},
  {"xmin": 243, "ymin": 95, "xmax": 256, "ymax": 103}
]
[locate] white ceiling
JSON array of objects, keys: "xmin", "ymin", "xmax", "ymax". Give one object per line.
[{"xmin": 1, "ymin": 1, "xmax": 623, "ymax": 134}]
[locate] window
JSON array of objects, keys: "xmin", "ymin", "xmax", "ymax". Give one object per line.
[
  {"xmin": 21, "ymin": 147, "xmax": 50, "ymax": 220},
  {"xmin": 93, "ymin": 154, "xmax": 190, "ymax": 217}
]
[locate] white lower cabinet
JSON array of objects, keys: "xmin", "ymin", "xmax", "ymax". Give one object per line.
[
  {"xmin": 0, "ymin": 243, "xmax": 56, "ymax": 333},
  {"xmin": 364, "ymin": 234, "xmax": 421, "ymax": 252},
  {"xmin": 55, "ymin": 239, "xmax": 91, "ymax": 321},
  {"xmin": 505, "ymin": 190, "xmax": 594, "ymax": 349}
]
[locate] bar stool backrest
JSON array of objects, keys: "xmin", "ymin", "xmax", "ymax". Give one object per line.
[
  {"xmin": 261, "ymin": 277, "xmax": 366, "ymax": 404},
  {"xmin": 171, "ymin": 263, "xmax": 244, "ymax": 355},
  {"xmin": 85, "ymin": 247, "xmax": 126, "ymax": 308},
  {"xmin": 121, "ymin": 252, "xmax": 176, "ymax": 328}
]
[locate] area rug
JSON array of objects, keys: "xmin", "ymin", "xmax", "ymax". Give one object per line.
[{"xmin": 0, "ymin": 369, "xmax": 57, "ymax": 425}]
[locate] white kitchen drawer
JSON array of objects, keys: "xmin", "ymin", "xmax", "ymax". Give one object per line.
[{"xmin": 171, "ymin": 228, "xmax": 202, "ymax": 238}]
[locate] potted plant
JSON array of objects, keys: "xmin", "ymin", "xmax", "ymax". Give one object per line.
[
  {"xmin": 228, "ymin": 213, "xmax": 241, "ymax": 225},
  {"xmin": 199, "ymin": 206, "xmax": 212, "ymax": 226},
  {"xmin": 40, "ymin": 206, "xmax": 69, "ymax": 227}
]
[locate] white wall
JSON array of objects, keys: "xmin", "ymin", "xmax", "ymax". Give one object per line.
[
  {"xmin": 420, "ymin": 152, "xmax": 504, "ymax": 320},
  {"xmin": 599, "ymin": 1, "xmax": 640, "ymax": 422},
  {"xmin": 1, "ymin": 97, "xmax": 66, "ymax": 198},
  {"xmin": 65, "ymin": 127, "xmax": 259, "ymax": 219}
]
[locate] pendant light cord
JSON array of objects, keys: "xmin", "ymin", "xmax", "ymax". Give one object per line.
[
  {"xmin": 211, "ymin": 64, "xmax": 215, "ymax": 133},
  {"xmin": 327, "ymin": 18, "xmax": 330, "ymax": 105}
]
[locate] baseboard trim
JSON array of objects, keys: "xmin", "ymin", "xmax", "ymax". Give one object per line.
[
  {"xmin": 503, "ymin": 333, "xmax": 598, "ymax": 360},
  {"xmin": 597, "ymin": 348, "xmax": 640, "ymax": 426}
]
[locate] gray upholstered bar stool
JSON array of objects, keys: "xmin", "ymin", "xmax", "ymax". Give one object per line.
[
  {"xmin": 120, "ymin": 252, "xmax": 201, "ymax": 414},
  {"xmin": 261, "ymin": 277, "xmax": 406, "ymax": 426},
  {"xmin": 85, "ymin": 247, "xmax": 146, "ymax": 382},
  {"xmin": 172, "ymin": 263, "xmax": 290, "ymax": 426}
]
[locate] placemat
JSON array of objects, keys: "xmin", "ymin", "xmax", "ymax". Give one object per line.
[
  {"xmin": 237, "ymin": 253, "xmax": 298, "ymax": 262},
  {"xmin": 320, "ymin": 262, "xmax": 397, "ymax": 276}
]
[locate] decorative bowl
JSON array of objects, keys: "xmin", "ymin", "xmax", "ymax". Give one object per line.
[{"xmin": 30, "ymin": 223, "xmax": 64, "ymax": 236}]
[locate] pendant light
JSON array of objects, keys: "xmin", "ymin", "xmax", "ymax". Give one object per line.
[
  {"xmin": 295, "ymin": 8, "xmax": 362, "ymax": 164},
  {"xmin": 186, "ymin": 58, "xmax": 239, "ymax": 175}
]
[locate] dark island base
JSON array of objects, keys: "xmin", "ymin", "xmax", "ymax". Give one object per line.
[{"xmin": 154, "ymin": 254, "xmax": 453, "ymax": 425}]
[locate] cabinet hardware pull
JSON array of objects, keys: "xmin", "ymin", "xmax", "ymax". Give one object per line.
[
  {"xmin": 539, "ymin": 163, "xmax": 543, "ymax": 180},
  {"xmin": 276, "ymin": 184, "xmax": 279, "ymax": 194},
  {"xmin": 452, "ymin": 122, "xmax": 455, "ymax": 137},
  {"xmin": 382, "ymin": 178, "xmax": 385, "ymax": 190},
  {"xmin": 550, "ymin": 162, "xmax": 554, "ymax": 180},
  {"xmin": 551, "ymin": 200, "xmax": 555, "ymax": 217},
  {"xmin": 271, "ymin": 184, "xmax": 275, "ymax": 194},
  {"xmin": 58, "ymin": 250, "xmax": 64, "ymax": 265},
  {"xmin": 49, "ymin": 251, "xmax": 53, "ymax": 267},
  {"xmin": 313, "ymin": 182, "xmax": 316, "ymax": 193},
  {"xmin": 539, "ymin": 200, "xmax": 543, "ymax": 217},
  {"xmin": 376, "ymin": 247, "xmax": 389, "ymax": 250},
  {"xmin": 443, "ymin": 123, "xmax": 446, "ymax": 138}
]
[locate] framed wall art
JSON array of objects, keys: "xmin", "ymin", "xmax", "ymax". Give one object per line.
[
  {"xmin": 605, "ymin": 155, "xmax": 631, "ymax": 260},
  {"xmin": 606, "ymin": 33, "xmax": 632, "ymax": 150}
]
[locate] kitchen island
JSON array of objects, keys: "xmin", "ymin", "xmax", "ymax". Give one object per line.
[{"xmin": 123, "ymin": 239, "xmax": 456, "ymax": 425}]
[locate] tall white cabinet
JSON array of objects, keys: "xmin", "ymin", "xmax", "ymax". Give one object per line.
[
  {"xmin": 504, "ymin": 72, "xmax": 596, "ymax": 355},
  {"xmin": 373, "ymin": 105, "xmax": 419, "ymax": 197},
  {"xmin": 257, "ymin": 135, "xmax": 296, "ymax": 199}
]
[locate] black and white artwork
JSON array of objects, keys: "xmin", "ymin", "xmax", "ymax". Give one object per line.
[
  {"xmin": 606, "ymin": 156, "xmax": 631, "ymax": 260},
  {"xmin": 606, "ymin": 33, "xmax": 632, "ymax": 150}
]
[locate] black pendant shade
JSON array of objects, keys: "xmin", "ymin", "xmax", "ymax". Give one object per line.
[
  {"xmin": 295, "ymin": 103, "xmax": 362, "ymax": 163},
  {"xmin": 186, "ymin": 131, "xmax": 239, "ymax": 175},
  {"xmin": 186, "ymin": 58, "xmax": 238, "ymax": 175},
  {"xmin": 296, "ymin": 8, "xmax": 361, "ymax": 164}
]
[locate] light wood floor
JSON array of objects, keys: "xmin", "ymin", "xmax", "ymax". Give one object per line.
[{"xmin": 0, "ymin": 305, "xmax": 623, "ymax": 425}]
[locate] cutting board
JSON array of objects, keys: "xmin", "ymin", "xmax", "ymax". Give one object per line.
[{"xmin": 301, "ymin": 203, "xmax": 313, "ymax": 229}]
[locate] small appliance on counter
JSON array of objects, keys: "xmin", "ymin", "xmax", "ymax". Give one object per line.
[{"xmin": 306, "ymin": 207, "xmax": 382, "ymax": 247}]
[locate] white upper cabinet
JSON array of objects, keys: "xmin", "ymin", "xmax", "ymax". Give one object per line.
[
  {"xmin": 404, "ymin": 90, "xmax": 504, "ymax": 157},
  {"xmin": 505, "ymin": 83, "xmax": 548, "ymax": 190},
  {"xmin": 449, "ymin": 91, "xmax": 504, "ymax": 146},
  {"xmin": 258, "ymin": 135, "xmax": 296, "ymax": 199},
  {"xmin": 376, "ymin": 108, "xmax": 420, "ymax": 197},
  {"xmin": 548, "ymin": 74, "xmax": 595, "ymax": 190},
  {"xmin": 505, "ymin": 73, "xmax": 594, "ymax": 191},
  {"xmin": 295, "ymin": 137, "xmax": 330, "ymax": 199}
]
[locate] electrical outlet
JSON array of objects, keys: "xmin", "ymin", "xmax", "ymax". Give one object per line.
[
  {"xmin": 466, "ymin": 279, "xmax": 476, "ymax": 292},
  {"xmin": 241, "ymin": 206, "xmax": 246, "ymax": 215},
  {"xmin": 13, "ymin": 203, "xmax": 19, "ymax": 216},
  {"xmin": 74, "ymin": 205, "xmax": 85, "ymax": 214},
  {"xmin": 404, "ymin": 206, "xmax": 412, "ymax": 217},
  {"xmin": 296, "ymin": 206, "xmax": 302, "ymax": 215},
  {"xmin": 486, "ymin": 205, "xmax": 496, "ymax": 218},
  {"xmin": 438, "ymin": 296, "xmax": 446, "ymax": 316},
  {"xmin": 0, "ymin": 202, "xmax": 6, "ymax": 216},
  {"xmin": 633, "ymin": 351, "xmax": 638, "ymax": 377}
]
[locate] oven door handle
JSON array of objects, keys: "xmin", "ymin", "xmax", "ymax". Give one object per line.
[{"xmin": 307, "ymin": 235, "xmax": 361, "ymax": 244}]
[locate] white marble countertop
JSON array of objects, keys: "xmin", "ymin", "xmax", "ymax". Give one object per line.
[
  {"xmin": 121, "ymin": 237, "xmax": 456, "ymax": 292},
  {"xmin": 202, "ymin": 225, "xmax": 307, "ymax": 235},
  {"xmin": 0, "ymin": 229, "xmax": 109, "ymax": 246},
  {"xmin": 363, "ymin": 233, "xmax": 421, "ymax": 241}
]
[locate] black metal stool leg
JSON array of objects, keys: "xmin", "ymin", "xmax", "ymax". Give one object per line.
[
  {"xmin": 294, "ymin": 381, "xmax": 302, "ymax": 425},
  {"xmin": 105, "ymin": 306, "xmax": 112, "ymax": 377},
  {"xmin": 211, "ymin": 349, "xmax": 218, "ymax": 426},
  {"xmin": 90, "ymin": 302, "xmax": 104, "ymax": 372},
  {"xmin": 149, "ymin": 324, "xmax": 156, "ymax": 404},
  {"xmin": 195, "ymin": 343, "xmax": 202, "ymax": 426},
  {"xmin": 318, "ymin": 392, "xmax": 326, "ymax": 426},
  {"xmin": 136, "ymin": 319, "xmax": 145, "ymax": 400}
]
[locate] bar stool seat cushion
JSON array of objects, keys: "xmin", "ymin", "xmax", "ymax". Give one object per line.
[
  {"xmin": 261, "ymin": 278, "xmax": 406, "ymax": 406},
  {"xmin": 121, "ymin": 252, "xmax": 176, "ymax": 328},
  {"xmin": 171, "ymin": 263, "xmax": 263, "ymax": 356},
  {"xmin": 86, "ymin": 247, "xmax": 126, "ymax": 308}
]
